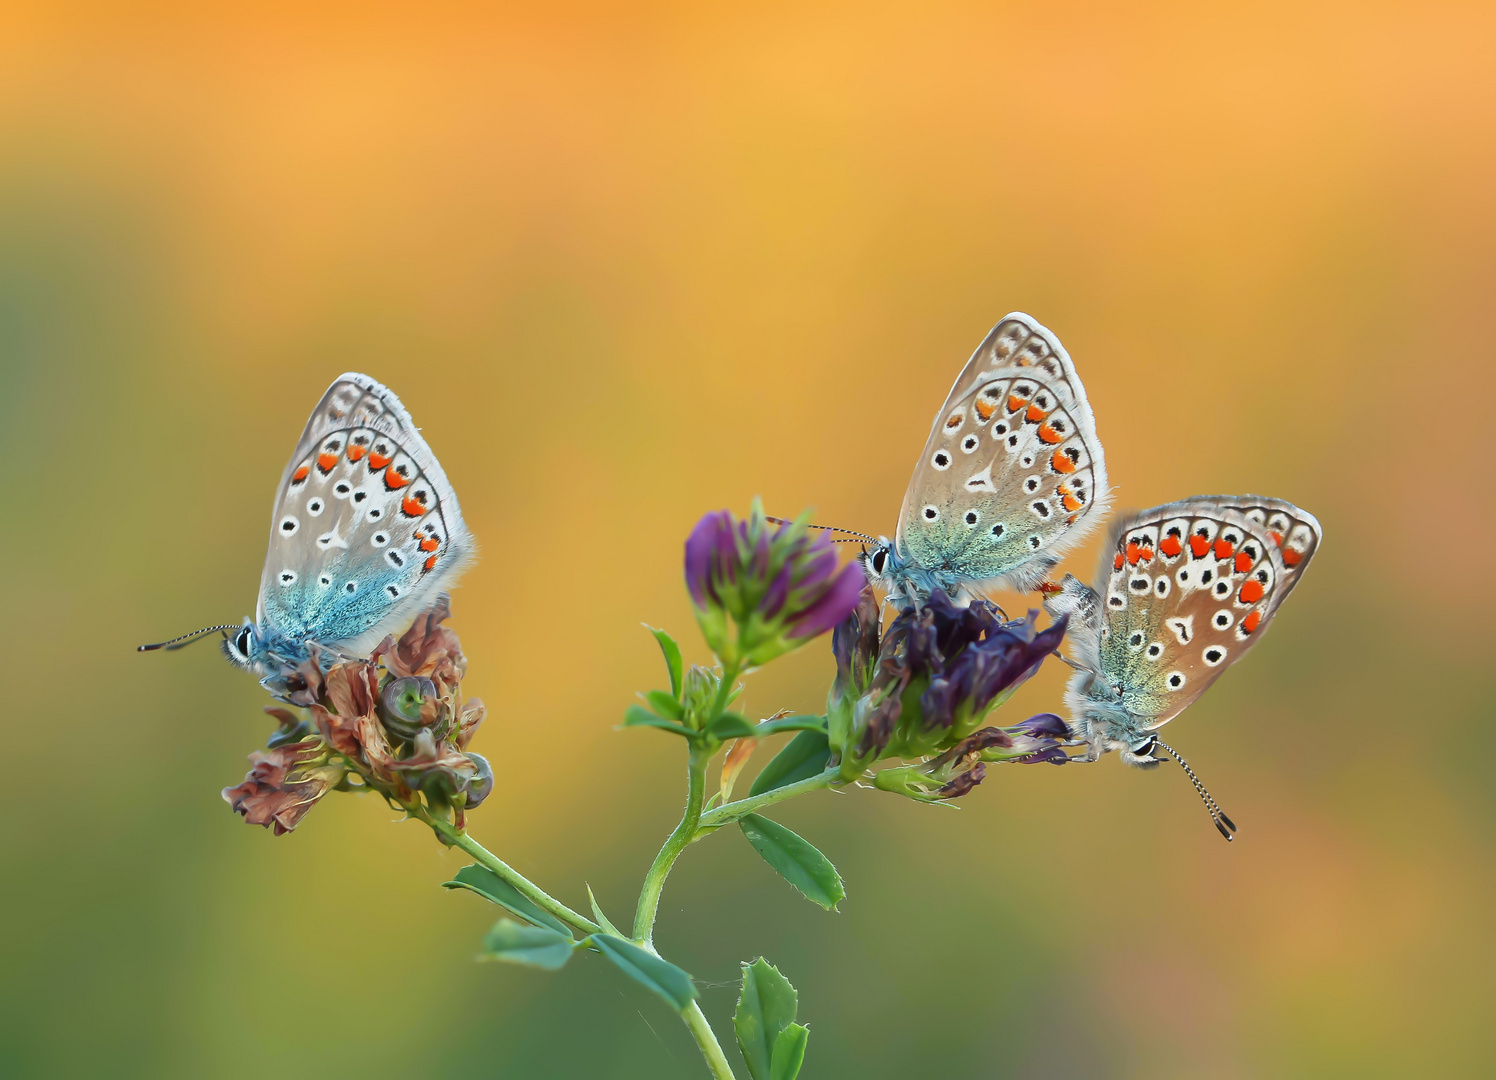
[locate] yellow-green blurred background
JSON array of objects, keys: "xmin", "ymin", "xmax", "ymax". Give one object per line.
[{"xmin": 3, "ymin": 3, "xmax": 1493, "ymax": 1077}]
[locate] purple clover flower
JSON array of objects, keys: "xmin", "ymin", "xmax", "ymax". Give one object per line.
[
  {"xmin": 828, "ymin": 588, "xmax": 1070, "ymax": 784},
  {"xmin": 684, "ymin": 501, "xmax": 865, "ymax": 667}
]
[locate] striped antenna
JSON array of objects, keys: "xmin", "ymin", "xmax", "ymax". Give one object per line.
[
  {"xmin": 138, "ymin": 625, "xmax": 239, "ymax": 652},
  {"xmin": 764, "ymin": 516, "xmax": 877, "ymax": 544},
  {"xmin": 1155, "ymin": 739, "xmax": 1237, "ymax": 841}
]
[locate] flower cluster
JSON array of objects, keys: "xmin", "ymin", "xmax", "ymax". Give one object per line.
[
  {"xmin": 223, "ymin": 596, "xmax": 491, "ymax": 835},
  {"xmin": 686, "ymin": 500, "xmax": 866, "ymax": 669},
  {"xmin": 828, "ymin": 586, "xmax": 1071, "ymax": 796}
]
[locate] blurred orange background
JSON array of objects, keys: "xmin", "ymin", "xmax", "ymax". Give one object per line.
[{"xmin": 2, "ymin": 3, "xmax": 1493, "ymax": 1077}]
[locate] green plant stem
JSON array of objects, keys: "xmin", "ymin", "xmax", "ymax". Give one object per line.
[
  {"xmin": 681, "ymin": 1000, "xmax": 738, "ymax": 1080},
  {"xmin": 695, "ymin": 765, "xmax": 841, "ymax": 834},
  {"xmin": 634, "ymin": 743, "xmax": 711, "ymax": 943},
  {"xmin": 420, "ymin": 809, "xmax": 602, "ymax": 936}
]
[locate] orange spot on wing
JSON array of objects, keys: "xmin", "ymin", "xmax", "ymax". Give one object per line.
[
  {"xmin": 1160, "ymin": 535, "xmax": 1182, "ymax": 558},
  {"xmin": 1189, "ymin": 534, "xmax": 1211, "ymax": 558},
  {"xmin": 1238, "ymin": 580, "xmax": 1265, "ymax": 604},
  {"xmin": 402, "ymin": 495, "xmax": 427, "ymax": 516},
  {"xmin": 384, "ymin": 466, "xmax": 411, "ymax": 489},
  {"xmin": 1234, "ymin": 551, "xmax": 1254, "ymax": 573},
  {"xmin": 1007, "ymin": 394, "xmax": 1028, "ymax": 414},
  {"xmin": 1049, "ymin": 450, "xmax": 1075, "ymax": 474},
  {"xmin": 974, "ymin": 399, "xmax": 997, "ymax": 421},
  {"xmin": 1025, "ymin": 403, "xmax": 1048, "ymax": 422},
  {"xmin": 346, "ymin": 445, "xmax": 366, "ymax": 462},
  {"xmin": 316, "ymin": 453, "xmax": 337, "ymax": 473},
  {"xmin": 1241, "ymin": 609, "xmax": 1262, "ymax": 634},
  {"xmin": 419, "ymin": 536, "xmax": 440, "ymax": 552},
  {"xmin": 1113, "ymin": 553, "xmax": 1125, "ymax": 571},
  {"xmin": 1268, "ymin": 530, "xmax": 1284, "ymax": 547},
  {"xmin": 1214, "ymin": 538, "xmax": 1234, "ymax": 559},
  {"xmin": 1037, "ymin": 422, "xmax": 1062, "ymax": 444},
  {"xmin": 369, "ymin": 452, "xmax": 392, "ymax": 469},
  {"xmin": 292, "ymin": 465, "xmax": 310, "ymax": 484},
  {"xmin": 1283, "ymin": 547, "xmax": 1303, "ymax": 566},
  {"xmin": 1062, "ymin": 492, "xmax": 1082, "ymax": 512},
  {"xmin": 1126, "ymin": 542, "xmax": 1141, "ymax": 566},
  {"xmin": 424, "ymin": 554, "xmax": 439, "ymax": 571},
  {"xmin": 1138, "ymin": 546, "xmax": 1154, "ymax": 563}
]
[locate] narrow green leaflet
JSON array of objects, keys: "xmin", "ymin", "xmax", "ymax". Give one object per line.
[
  {"xmin": 645, "ymin": 624, "xmax": 684, "ymax": 700},
  {"xmin": 644, "ymin": 689, "xmax": 685, "ymax": 722},
  {"xmin": 739, "ymin": 814, "xmax": 845, "ymax": 910},
  {"xmin": 769, "ymin": 1025, "xmax": 809, "ymax": 1080},
  {"xmin": 442, "ymin": 864, "xmax": 573, "ymax": 936},
  {"xmin": 708, "ymin": 711, "xmax": 758, "ymax": 741},
  {"xmin": 749, "ymin": 730, "xmax": 831, "ymax": 797},
  {"xmin": 752, "ymin": 714, "xmax": 826, "ymax": 738},
  {"xmin": 480, "ymin": 919, "xmax": 576, "ymax": 970},
  {"xmin": 586, "ymin": 884, "xmax": 625, "ymax": 938},
  {"xmin": 734, "ymin": 957, "xmax": 801, "ymax": 1080},
  {"xmin": 623, "ymin": 704, "xmax": 692, "ymax": 737},
  {"xmin": 590, "ymin": 935, "xmax": 699, "ymax": 1012}
]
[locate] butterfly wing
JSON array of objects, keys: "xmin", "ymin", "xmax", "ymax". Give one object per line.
[
  {"xmin": 1091, "ymin": 496, "xmax": 1320, "ymax": 728},
  {"xmin": 256, "ymin": 373, "xmax": 476, "ymax": 657},
  {"xmin": 894, "ymin": 313, "xmax": 1110, "ymax": 593}
]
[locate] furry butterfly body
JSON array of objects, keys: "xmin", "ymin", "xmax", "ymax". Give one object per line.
[
  {"xmin": 224, "ymin": 373, "xmax": 475, "ymax": 698},
  {"xmin": 1043, "ymin": 495, "xmax": 1321, "ymax": 767},
  {"xmin": 861, "ymin": 313, "xmax": 1110, "ymax": 604}
]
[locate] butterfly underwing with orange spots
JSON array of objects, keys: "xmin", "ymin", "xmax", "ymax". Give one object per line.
[
  {"xmin": 859, "ymin": 313, "xmax": 1110, "ymax": 604},
  {"xmin": 223, "ymin": 373, "xmax": 476, "ymax": 700},
  {"xmin": 1041, "ymin": 495, "xmax": 1321, "ymax": 767}
]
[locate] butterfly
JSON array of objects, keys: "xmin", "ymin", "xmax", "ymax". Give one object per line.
[
  {"xmin": 1041, "ymin": 495, "xmax": 1322, "ymax": 837},
  {"xmin": 141, "ymin": 373, "xmax": 475, "ymax": 700},
  {"xmin": 853, "ymin": 313, "xmax": 1110, "ymax": 605}
]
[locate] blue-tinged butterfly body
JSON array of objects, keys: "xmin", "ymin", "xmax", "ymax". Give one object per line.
[
  {"xmin": 861, "ymin": 313, "xmax": 1111, "ymax": 606},
  {"xmin": 222, "ymin": 373, "xmax": 475, "ymax": 700},
  {"xmin": 1044, "ymin": 495, "xmax": 1322, "ymax": 764}
]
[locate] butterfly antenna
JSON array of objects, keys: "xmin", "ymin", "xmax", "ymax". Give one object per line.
[
  {"xmin": 764, "ymin": 516, "xmax": 877, "ymax": 544},
  {"xmin": 137, "ymin": 625, "xmax": 239, "ymax": 653},
  {"xmin": 1154, "ymin": 739, "xmax": 1237, "ymax": 841}
]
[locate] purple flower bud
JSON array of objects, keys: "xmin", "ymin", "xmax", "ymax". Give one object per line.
[{"xmin": 682, "ymin": 501, "xmax": 866, "ymax": 667}]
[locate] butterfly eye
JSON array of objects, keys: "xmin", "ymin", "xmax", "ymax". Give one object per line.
[
  {"xmin": 233, "ymin": 626, "xmax": 252, "ymax": 657},
  {"xmin": 870, "ymin": 549, "xmax": 888, "ymax": 575}
]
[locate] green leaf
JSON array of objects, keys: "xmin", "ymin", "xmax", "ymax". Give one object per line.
[
  {"xmin": 739, "ymin": 814, "xmax": 845, "ymax": 910},
  {"xmin": 644, "ymin": 689, "xmax": 685, "ymax": 722},
  {"xmin": 734, "ymin": 957, "xmax": 800, "ymax": 1080},
  {"xmin": 645, "ymin": 624, "xmax": 684, "ymax": 700},
  {"xmin": 709, "ymin": 712, "xmax": 758, "ymax": 740},
  {"xmin": 590, "ymin": 935, "xmax": 698, "ymax": 1012},
  {"xmin": 586, "ymin": 884, "xmax": 625, "ymax": 938},
  {"xmin": 480, "ymin": 919, "xmax": 576, "ymax": 970},
  {"xmin": 623, "ymin": 704, "xmax": 693, "ymax": 737},
  {"xmin": 442, "ymin": 865, "xmax": 573, "ymax": 936},
  {"xmin": 770, "ymin": 1025, "xmax": 809, "ymax": 1080},
  {"xmin": 749, "ymin": 730, "xmax": 831, "ymax": 797},
  {"xmin": 753, "ymin": 714, "xmax": 826, "ymax": 738}
]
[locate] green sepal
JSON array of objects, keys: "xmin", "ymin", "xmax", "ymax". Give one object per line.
[
  {"xmin": 623, "ymin": 704, "xmax": 693, "ymax": 737},
  {"xmin": 645, "ymin": 624, "xmax": 684, "ymax": 700},
  {"xmin": 749, "ymin": 730, "xmax": 831, "ymax": 797},
  {"xmin": 753, "ymin": 714, "xmax": 826, "ymax": 738},
  {"xmin": 442, "ymin": 865, "xmax": 573, "ymax": 936},
  {"xmin": 740, "ymin": 814, "xmax": 845, "ymax": 910},
  {"xmin": 770, "ymin": 1025, "xmax": 809, "ymax": 1080},
  {"xmin": 734, "ymin": 957, "xmax": 801, "ymax": 1080},
  {"xmin": 480, "ymin": 918, "xmax": 576, "ymax": 970},
  {"xmin": 589, "ymin": 935, "xmax": 698, "ymax": 1012},
  {"xmin": 709, "ymin": 711, "xmax": 758, "ymax": 741},
  {"xmin": 586, "ymin": 884, "xmax": 625, "ymax": 938},
  {"xmin": 644, "ymin": 689, "xmax": 685, "ymax": 722}
]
